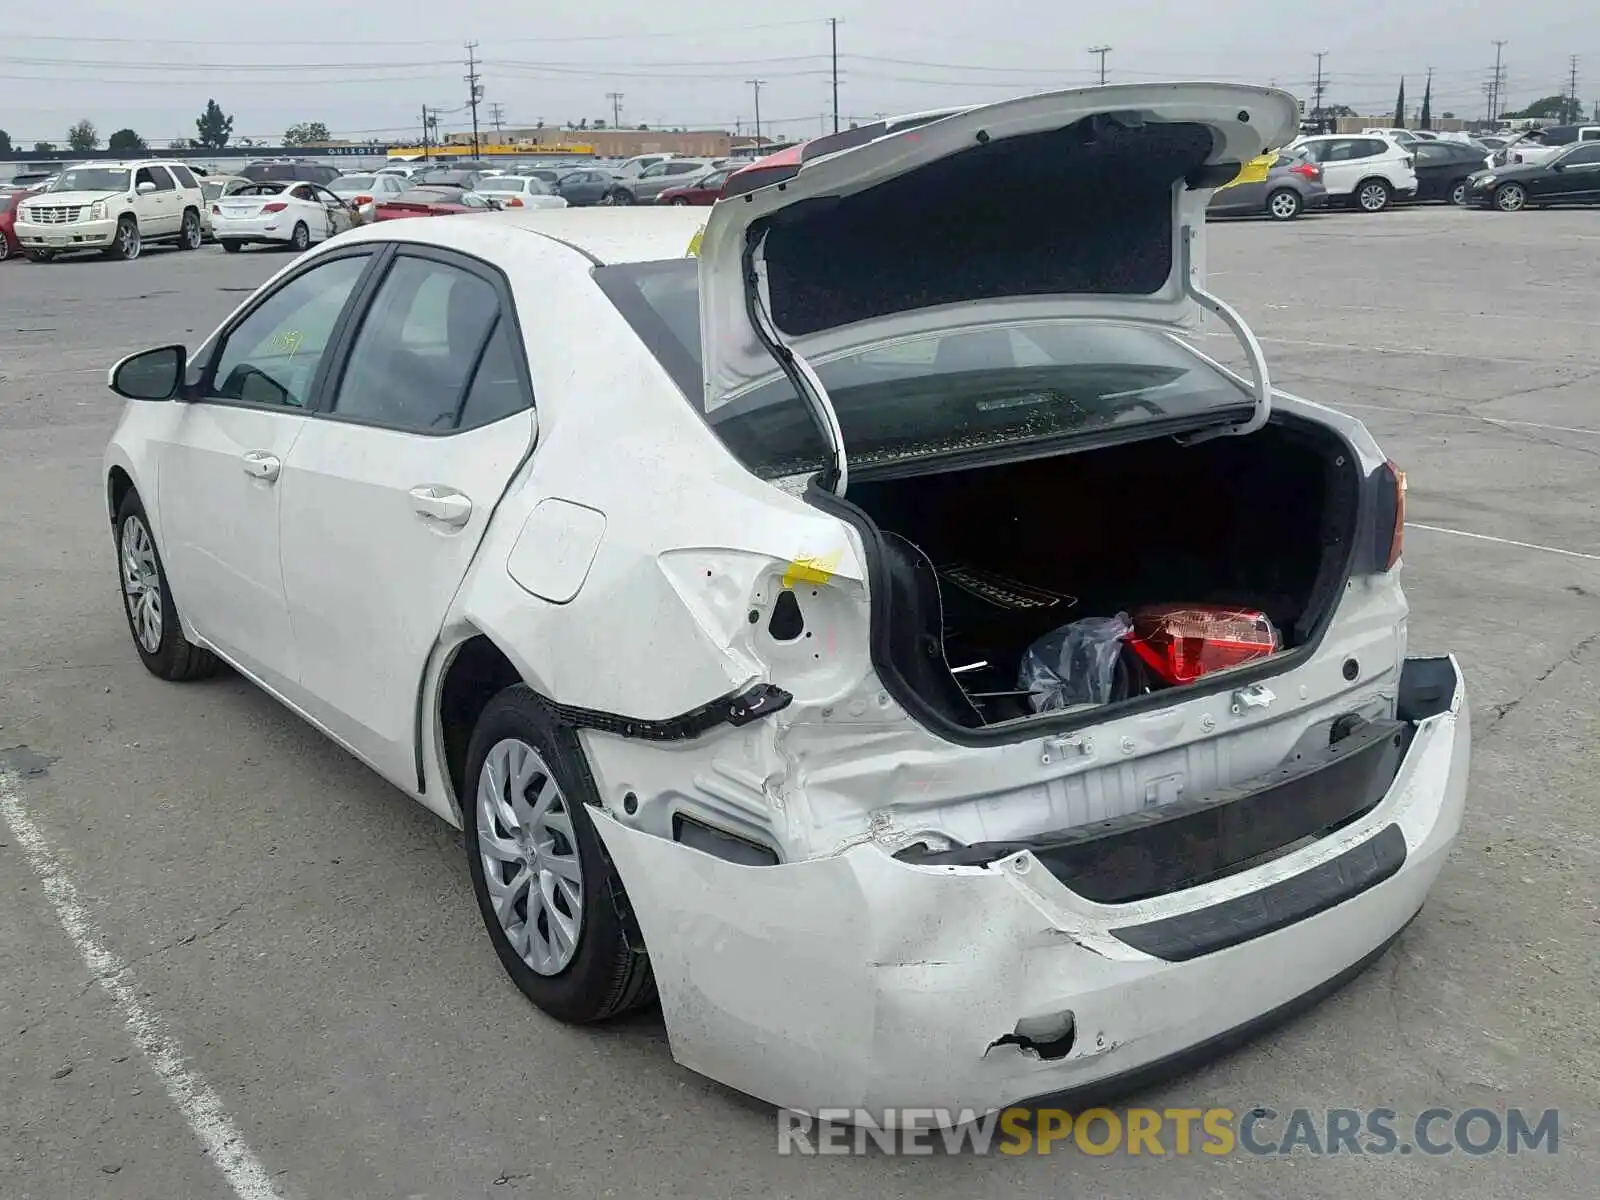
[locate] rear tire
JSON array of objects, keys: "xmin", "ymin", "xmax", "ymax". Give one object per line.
[
  {"xmin": 1449, "ymin": 179, "xmax": 1469, "ymax": 206},
  {"xmin": 1266, "ymin": 188, "xmax": 1302, "ymax": 220},
  {"xmin": 114, "ymin": 491, "xmax": 221, "ymax": 682},
  {"xmin": 0, "ymin": 238, "xmax": 11, "ymax": 262},
  {"xmin": 177, "ymin": 208, "xmax": 203, "ymax": 250},
  {"xmin": 221, "ymin": 239, "xmax": 242, "ymax": 253},
  {"xmin": 462, "ymin": 684, "xmax": 656, "ymax": 1025},
  {"xmin": 1353, "ymin": 178, "xmax": 1391, "ymax": 212},
  {"xmin": 289, "ymin": 222, "xmax": 310, "ymax": 251},
  {"xmin": 671, "ymin": 197, "xmax": 691, "ymax": 206}
]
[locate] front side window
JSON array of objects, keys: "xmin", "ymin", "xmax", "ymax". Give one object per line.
[
  {"xmin": 209, "ymin": 254, "xmax": 371, "ymax": 409},
  {"xmin": 597, "ymin": 260, "xmax": 1257, "ymax": 478},
  {"xmin": 329, "ymin": 255, "xmax": 501, "ymax": 432}
]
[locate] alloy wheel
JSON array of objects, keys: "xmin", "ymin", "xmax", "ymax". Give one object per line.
[
  {"xmin": 1268, "ymin": 190, "xmax": 1300, "ymax": 220},
  {"xmin": 1451, "ymin": 181, "xmax": 1468, "ymax": 206},
  {"xmin": 0, "ymin": 238, "xmax": 10, "ymax": 262},
  {"xmin": 120, "ymin": 515, "xmax": 163, "ymax": 654},
  {"xmin": 118, "ymin": 222, "xmax": 141, "ymax": 259},
  {"xmin": 1358, "ymin": 182, "xmax": 1388, "ymax": 212},
  {"xmin": 1495, "ymin": 183, "xmax": 1526, "ymax": 212},
  {"xmin": 475, "ymin": 738, "xmax": 585, "ymax": 976},
  {"xmin": 183, "ymin": 212, "xmax": 202, "ymax": 248}
]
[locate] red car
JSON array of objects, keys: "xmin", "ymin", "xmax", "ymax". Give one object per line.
[
  {"xmin": 1, "ymin": 188, "xmax": 38, "ymax": 262},
  {"xmin": 373, "ymin": 186, "xmax": 502, "ymax": 222},
  {"xmin": 655, "ymin": 167, "xmax": 735, "ymax": 206}
]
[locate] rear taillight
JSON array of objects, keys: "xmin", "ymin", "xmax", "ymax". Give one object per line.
[
  {"xmin": 505, "ymin": 196, "xmax": 523, "ymax": 206},
  {"xmin": 1124, "ymin": 605, "xmax": 1282, "ymax": 686},
  {"xmin": 353, "ymin": 194, "xmax": 372, "ymax": 206},
  {"xmin": 1384, "ymin": 461, "xmax": 1406, "ymax": 570},
  {"xmin": 1290, "ymin": 162, "xmax": 1321, "ymax": 181},
  {"xmin": 261, "ymin": 201, "xmax": 288, "ymax": 213},
  {"xmin": 211, "ymin": 204, "xmax": 221, "ymax": 215}
]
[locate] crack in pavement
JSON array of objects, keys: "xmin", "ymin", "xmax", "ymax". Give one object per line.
[
  {"xmin": 1484, "ymin": 627, "xmax": 1600, "ymax": 737},
  {"xmin": 71, "ymin": 899, "xmax": 250, "ymax": 998}
]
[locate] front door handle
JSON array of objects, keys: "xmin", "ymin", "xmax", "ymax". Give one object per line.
[
  {"xmin": 242, "ymin": 450, "xmax": 281, "ymax": 481},
  {"xmin": 409, "ymin": 485, "xmax": 473, "ymax": 527}
]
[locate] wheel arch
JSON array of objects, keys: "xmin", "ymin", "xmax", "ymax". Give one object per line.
[
  {"xmin": 107, "ymin": 464, "xmax": 136, "ymax": 526},
  {"xmin": 433, "ymin": 630, "xmax": 530, "ymax": 824}
]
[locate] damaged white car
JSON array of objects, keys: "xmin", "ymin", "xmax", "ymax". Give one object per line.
[{"xmin": 102, "ymin": 82, "xmax": 1469, "ymax": 1119}]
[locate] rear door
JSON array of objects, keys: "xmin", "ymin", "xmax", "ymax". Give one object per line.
[
  {"xmin": 1543, "ymin": 144, "xmax": 1600, "ymax": 202},
  {"xmin": 275, "ymin": 247, "xmax": 536, "ymax": 789}
]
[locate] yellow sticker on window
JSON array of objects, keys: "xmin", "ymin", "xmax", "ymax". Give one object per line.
[{"xmin": 687, "ymin": 226, "xmax": 705, "ymax": 257}]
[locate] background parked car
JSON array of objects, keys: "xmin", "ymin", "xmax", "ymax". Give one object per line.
[
  {"xmin": 212, "ymin": 181, "xmax": 356, "ymax": 252},
  {"xmin": 655, "ymin": 167, "xmax": 735, "ymax": 206},
  {"xmin": 240, "ymin": 159, "xmax": 343, "ymax": 186},
  {"xmin": 1207, "ymin": 151, "xmax": 1326, "ymax": 220},
  {"xmin": 328, "ymin": 173, "xmax": 409, "ymax": 224},
  {"xmin": 552, "ymin": 169, "xmax": 618, "ymax": 207},
  {"xmin": 1, "ymin": 188, "xmax": 38, "ymax": 261},
  {"xmin": 373, "ymin": 186, "xmax": 504, "ymax": 221},
  {"xmin": 416, "ymin": 168, "xmax": 487, "ymax": 190},
  {"xmin": 473, "ymin": 175, "xmax": 569, "ymax": 210},
  {"xmin": 1466, "ymin": 141, "xmax": 1600, "ymax": 211},
  {"xmin": 1409, "ymin": 140, "xmax": 1494, "ymax": 205},
  {"xmin": 1287, "ymin": 133, "xmax": 1418, "ymax": 212},
  {"xmin": 604, "ymin": 158, "xmax": 719, "ymax": 205},
  {"xmin": 198, "ymin": 175, "xmax": 252, "ymax": 241}
]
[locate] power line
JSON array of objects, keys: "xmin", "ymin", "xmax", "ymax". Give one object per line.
[
  {"xmin": 1088, "ymin": 45, "xmax": 1111, "ymax": 86},
  {"xmin": 3, "ymin": 21, "xmax": 827, "ymax": 48}
]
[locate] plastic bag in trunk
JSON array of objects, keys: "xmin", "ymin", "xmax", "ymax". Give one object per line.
[{"xmin": 1018, "ymin": 612, "xmax": 1133, "ymax": 711}]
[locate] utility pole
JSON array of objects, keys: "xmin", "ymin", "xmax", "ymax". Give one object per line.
[
  {"xmin": 487, "ymin": 102, "xmax": 505, "ymax": 138},
  {"xmin": 829, "ymin": 17, "xmax": 841, "ymax": 133},
  {"xmin": 464, "ymin": 41, "xmax": 483, "ymax": 159},
  {"xmin": 1312, "ymin": 51, "xmax": 1328, "ymax": 132},
  {"xmin": 1490, "ymin": 40, "xmax": 1507, "ymax": 123},
  {"xmin": 1088, "ymin": 45, "xmax": 1111, "ymax": 86},
  {"xmin": 606, "ymin": 92, "xmax": 624, "ymax": 129},
  {"xmin": 746, "ymin": 78, "xmax": 766, "ymax": 146},
  {"xmin": 1567, "ymin": 56, "xmax": 1580, "ymax": 124},
  {"xmin": 420, "ymin": 104, "xmax": 431, "ymax": 160}
]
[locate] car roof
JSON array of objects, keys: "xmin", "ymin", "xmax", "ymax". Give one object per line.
[{"xmin": 335, "ymin": 206, "xmax": 707, "ymax": 266}]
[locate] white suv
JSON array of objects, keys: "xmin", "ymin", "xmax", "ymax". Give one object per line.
[
  {"xmin": 12, "ymin": 160, "xmax": 206, "ymax": 261},
  {"xmin": 1287, "ymin": 133, "xmax": 1418, "ymax": 212}
]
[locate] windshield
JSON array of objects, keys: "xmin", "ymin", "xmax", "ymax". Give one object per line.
[
  {"xmin": 50, "ymin": 167, "xmax": 131, "ymax": 194},
  {"xmin": 597, "ymin": 260, "xmax": 1254, "ymax": 478},
  {"xmin": 394, "ymin": 188, "xmax": 455, "ymax": 205}
]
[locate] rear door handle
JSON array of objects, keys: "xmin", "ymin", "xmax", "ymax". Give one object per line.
[
  {"xmin": 242, "ymin": 450, "xmax": 281, "ymax": 481},
  {"xmin": 409, "ymin": 486, "xmax": 473, "ymax": 527}
]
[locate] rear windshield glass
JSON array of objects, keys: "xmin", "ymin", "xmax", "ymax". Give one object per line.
[{"xmin": 596, "ymin": 259, "xmax": 1254, "ymax": 478}]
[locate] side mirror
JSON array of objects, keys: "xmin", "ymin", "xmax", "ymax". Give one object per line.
[
  {"xmin": 136, "ymin": 180, "xmax": 157, "ymax": 195},
  {"xmin": 109, "ymin": 345, "xmax": 186, "ymax": 402},
  {"xmin": 1551, "ymin": 162, "xmax": 1566, "ymax": 172}
]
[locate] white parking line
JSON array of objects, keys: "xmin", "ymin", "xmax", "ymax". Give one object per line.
[
  {"xmin": 0, "ymin": 770, "xmax": 279, "ymax": 1200},
  {"xmin": 1407, "ymin": 523, "xmax": 1600, "ymax": 562},
  {"xmin": 1335, "ymin": 401, "xmax": 1600, "ymax": 438}
]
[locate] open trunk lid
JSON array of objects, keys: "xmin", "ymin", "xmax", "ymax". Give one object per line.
[{"xmin": 694, "ymin": 83, "xmax": 1300, "ymax": 491}]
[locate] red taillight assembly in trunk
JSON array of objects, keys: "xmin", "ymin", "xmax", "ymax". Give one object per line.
[{"xmin": 1124, "ymin": 605, "xmax": 1281, "ymax": 686}]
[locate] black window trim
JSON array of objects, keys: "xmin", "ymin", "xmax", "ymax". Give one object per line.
[
  {"xmin": 310, "ymin": 243, "xmax": 536, "ymax": 437},
  {"xmin": 193, "ymin": 244, "xmax": 388, "ymax": 414}
]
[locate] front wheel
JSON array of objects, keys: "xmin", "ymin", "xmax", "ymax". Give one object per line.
[
  {"xmin": 462, "ymin": 685, "xmax": 655, "ymax": 1024},
  {"xmin": 114, "ymin": 492, "xmax": 220, "ymax": 682},
  {"xmin": 1493, "ymin": 182, "xmax": 1527, "ymax": 212},
  {"xmin": 177, "ymin": 209, "xmax": 203, "ymax": 250},
  {"xmin": 289, "ymin": 222, "xmax": 310, "ymax": 251},
  {"xmin": 23, "ymin": 249, "xmax": 55, "ymax": 263},
  {"xmin": 1354, "ymin": 179, "xmax": 1391, "ymax": 212},
  {"xmin": 107, "ymin": 216, "xmax": 141, "ymax": 260},
  {"xmin": 1266, "ymin": 188, "xmax": 1302, "ymax": 220}
]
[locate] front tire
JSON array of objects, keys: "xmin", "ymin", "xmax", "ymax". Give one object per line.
[
  {"xmin": 1266, "ymin": 188, "xmax": 1302, "ymax": 220},
  {"xmin": 1493, "ymin": 182, "xmax": 1527, "ymax": 212},
  {"xmin": 1354, "ymin": 179, "xmax": 1391, "ymax": 212},
  {"xmin": 107, "ymin": 216, "xmax": 141, "ymax": 260},
  {"xmin": 114, "ymin": 491, "xmax": 220, "ymax": 682},
  {"xmin": 463, "ymin": 685, "xmax": 655, "ymax": 1024},
  {"xmin": 289, "ymin": 222, "xmax": 310, "ymax": 251},
  {"xmin": 24, "ymin": 248, "xmax": 56, "ymax": 263},
  {"xmin": 177, "ymin": 208, "xmax": 203, "ymax": 250}
]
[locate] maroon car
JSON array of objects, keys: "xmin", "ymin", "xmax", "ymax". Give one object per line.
[
  {"xmin": 1, "ymin": 188, "xmax": 38, "ymax": 262},
  {"xmin": 655, "ymin": 168, "xmax": 734, "ymax": 206},
  {"xmin": 373, "ymin": 186, "xmax": 502, "ymax": 222}
]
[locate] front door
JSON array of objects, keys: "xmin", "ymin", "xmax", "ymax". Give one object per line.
[
  {"xmin": 156, "ymin": 250, "xmax": 375, "ymax": 692},
  {"xmin": 1537, "ymin": 144, "xmax": 1600, "ymax": 203},
  {"xmin": 135, "ymin": 165, "xmax": 180, "ymax": 235},
  {"xmin": 276, "ymin": 249, "xmax": 535, "ymax": 789}
]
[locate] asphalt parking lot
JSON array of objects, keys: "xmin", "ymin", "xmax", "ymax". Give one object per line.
[{"xmin": 2, "ymin": 207, "xmax": 1596, "ymax": 1199}]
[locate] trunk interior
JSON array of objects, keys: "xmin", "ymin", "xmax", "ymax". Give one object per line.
[{"xmin": 833, "ymin": 418, "xmax": 1359, "ymax": 729}]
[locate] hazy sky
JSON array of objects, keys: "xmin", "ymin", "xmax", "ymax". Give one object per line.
[{"xmin": 2, "ymin": 1, "xmax": 1593, "ymax": 148}]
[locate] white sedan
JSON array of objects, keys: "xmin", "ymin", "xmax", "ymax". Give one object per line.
[
  {"xmin": 211, "ymin": 180, "xmax": 357, "ymax": 253},
  {"xmin": 327, "ymin": 172, "xmax": 408, "ymax": 223},
  {"xmin": 473, "ymin": 174, "xmax": 570, "ymax": 210},
  {"xmin": 102, "ymin": 83, "xmax": 1467, "ymax": 1120}
]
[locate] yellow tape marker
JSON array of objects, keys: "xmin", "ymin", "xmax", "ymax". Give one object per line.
[
  {"xmin": 687, "ymin": 226, "xmax": 705, "ymax": 257},
  {"xmin": 783, "ymin": 550, "xmax": 841, "ymax": 589}
]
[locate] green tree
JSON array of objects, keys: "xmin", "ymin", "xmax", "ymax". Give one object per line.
[
  {"xmin": 67, "ymin": 119, "xmax": 99, "ymax": 151},
  {"xmin": 1502, "ymin": 95, "xmax": 1568, "ymax": 120},
  {"xmin": 1419, "ymin": 77, "xmax": 1432, "ymax": 130},
  {"xmin": 194, "ymin": 99, "xmax": 234, "ymax": 150},
  {"xmin": 1392, "ymin": 78, "xmax": 1406, "ymax": 128},
  {"xmin": 107, "ymin": 127, "xmax": 146, "ymax": 153},
  {"xmin": 0, "ymin": 129, "xmax": 11, "ymax": 154},
  {"xmin": 283, "ymin": 121, "xmax": 330, "ymax": 147},
  {"xmin": 33, "ymin": 141, "xmax": 54, "ymax": 153}
]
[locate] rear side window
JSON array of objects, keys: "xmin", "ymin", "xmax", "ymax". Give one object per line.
[
  {"xmin": 168, "ymin": 164, "xmax": 199, "ymax": 188},
  {"xmin": 329, "ymin": 254, "xmax": 526, "ymax": 433}
]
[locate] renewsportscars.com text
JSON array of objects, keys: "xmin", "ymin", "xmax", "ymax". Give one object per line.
[{"xmin": 777, "ymin": 1106, "xmax": 1562, "ymax": 1157}]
